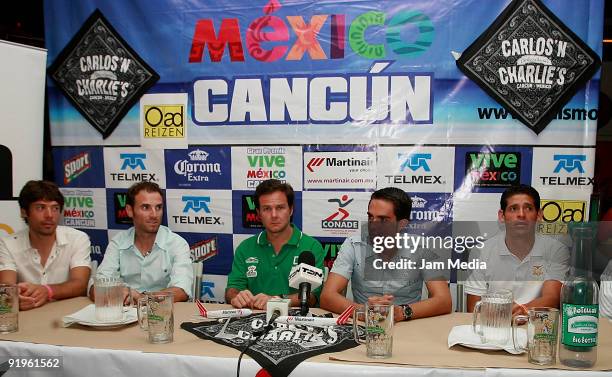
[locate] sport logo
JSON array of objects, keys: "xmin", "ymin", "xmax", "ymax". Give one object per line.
[
  {"xmin": 553, "ymin": 154, "xmax": 586, "ymax": 173},
  {"xmin": 64, "ymin": 152, "xmax": 91, "ymax": 185},
  {"xmin": 182, "ymin": 196, "xmax": 211, "ymax": 213},
  {"xmin": 190, "ymin": 237, "xmax": 218, "ymax": 263},
  {"xmin": 321, "ymin": 195, "xmax": 358, "ymax": 232},
  {"xmin": 143, "ymin": 104, "xmax": 185, "ymax": 138},
  {"xmin": 120, "ymin": 153, "xmax": 146, "ymax": 170},
  {"xmin": 399, "ymin": 153, "xmax": 431, "ymax": 172},
  {"xmin": 174, "ymin": 149, "xmax": 221, "ymax": 182},
  {"xmin": 466, "ymin": 152, "xmax": 520, "ymax": 188},
  {"xmin": 242, "ymin": 195, "xmax": 262, "ymax": 229}
]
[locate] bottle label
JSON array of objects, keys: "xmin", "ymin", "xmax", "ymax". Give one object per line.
[{"xmin": 561, "ymin": 303, "xmax": 598, "ymax": 347}]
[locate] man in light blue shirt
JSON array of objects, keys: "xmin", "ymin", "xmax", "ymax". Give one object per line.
[{"xmin": 89, "ymin": 182, "xmax": 193, "ymax": 302}]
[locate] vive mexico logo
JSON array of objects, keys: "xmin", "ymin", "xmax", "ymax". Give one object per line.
[
  {"xmin": 465, "ymin": 151, "xmax": 521, "ymax": 189},
  {"xmin": 60, "ymin": 188, "xmax": 107, "ymax": 229},
  {"xmin": 245, "ymin": 147, "xmax": 288, "ymax": 188},
  {"xmin": 242, "ymin": 195, "xmax": 263, "ymax": 229},
  {"xmin": 113, "ymin": 191, "xmax": 132, "ymax": 225}
]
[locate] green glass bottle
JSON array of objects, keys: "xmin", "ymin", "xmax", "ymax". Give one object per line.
[{"xmin": 559, "ymin": 224, "xmax": 599, "ymax": 368}]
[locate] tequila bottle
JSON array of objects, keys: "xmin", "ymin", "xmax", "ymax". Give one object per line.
[{"xmin": 559, "ymin": 224, "xmax": 599, "ymax": 368}]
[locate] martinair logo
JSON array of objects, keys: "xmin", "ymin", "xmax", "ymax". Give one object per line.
[
  {"xmin": 64, "ymin": 152, "xmax": 91, "ymax": 185},
  {"xmin": 113, "ymin": 192, "xmax": 132, "ymax": 224},
  {"xmin": 174, "ymin": 149, "xmax": 222, "ymax": 183},
  {"xmin": 143, "ymin": 104, "xmax": 185, "ymax": 138},
  {"xmin": 190, "ymin": 237, "xmax": 218, "ymax": 263},
  {"xmin": 322, "ymin": 195, "xmax": 358, "ymax": 230},
  {"xmin": 111, "ymin": 153, "xmax": 158, "ymax": 183},
  {"xmin": 384, "ymin": 153, "xmax": 444, "ymax": 185},
  {"xmin": 539, "ymin": 154, "xmax": 592, "ymax": 186},
  {"xmin": 538, "ymin": 199, "xmax": 586, "ymax": 235},
  {"xmin": 242, "ymin": 195, "xmax": 262, "ymax": 229},
  {"xmin": 306, "ymin": 156, "xmax": 372, "ymax": 173},
  {"xmin": 465, "ymin": 152, "xmax": 520, "ymax": 188},
  {"xmin": 173, "ymin": 196, "xmax": 221, "ymax": 225}
]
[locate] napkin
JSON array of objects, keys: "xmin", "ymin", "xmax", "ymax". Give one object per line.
[
  {"xmin": 448, "ymin": 325, "xmax": 527, "ymax": 355},
  {"xmin": 62, "ymin": 304, "xmax": 137, "ymax": 327}
]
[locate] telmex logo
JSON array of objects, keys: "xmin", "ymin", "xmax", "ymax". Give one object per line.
[
  {"xmin": 143, "ymin": 105, "xmax": 185, "ymax": 138},
  {"xmin": 201, "ymin": 281, "xmax": 215, "ymax": 299},
  {"xmin": 190, "ymin": 237, "xmax": 218, "ymax": 263},
  {"xmin": 399, "ymin": 153, "xmax": 431, "ymax": 172},
  {"xmin": 553, "ymin": 154, "xmax": 586, "ymax": 173},
  {"xmin": 466, "ymin": 152, "xmax": 520, "ymax": 187},
  {"xmin": 120, "ymin": 153, "xmax": 146, "ymax": 170},
  {"xmin": 539, "ymin": 154, "xmax": 593, "ymax": 186},
  {"xmin": 64, "ymin": 152, "xmax": 91, "ymax": 185},
  {"xmin": 306, "ymin": 156, "xmax": 373, "ymax": 173},
  {"xmin": 182, "ymin": 196, "xmax": 211, "ymax": 214}
]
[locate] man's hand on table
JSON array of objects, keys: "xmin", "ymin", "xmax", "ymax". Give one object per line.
[
  {"xmin": 18, "ymin": 282, "xmax": 50, "ymax": 310},
  {"xmin": 231, "ymin": 289, "xmax": 255, "ymax": 308}
]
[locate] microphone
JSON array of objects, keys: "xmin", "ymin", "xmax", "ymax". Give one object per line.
[{"xmin": 288, "ymin": 251, "xmax": 323, "ymax": 315}]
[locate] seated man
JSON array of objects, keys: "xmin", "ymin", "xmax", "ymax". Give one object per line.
[
  {"xmin": 465, "ymin": 184, "xmax": 569, "ymax": 316},
  {"xmin": 226, "ymin": 179, "xmax": 325, "ymax": 309},
  {"xmin": 0, "ymin": 180, "xmax": 91, "ymax": 310},
  {"xmin": 600, "ymin": 259, "xmax": 612, "ymax": 319},
  {"xmin": 321, "ymin": 187, "xmax": 452, "ymax": 322},
  {"xmin": 90, "ymin": 181, "xmax": 193, "ymax": 302}
]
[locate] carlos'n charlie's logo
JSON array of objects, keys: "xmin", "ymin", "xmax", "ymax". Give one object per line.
[
  {"xmin": 456, "ymin": 0, "xmax": 601, "ymax": 134},
  {"xmin": 48, "ymin": 9, "xmax": 159, "ymax": 138}
]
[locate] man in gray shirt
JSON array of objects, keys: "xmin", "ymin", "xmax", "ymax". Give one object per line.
[{"xmin": 320, "ymin": 187, "xmax": 452, "ymax": 322}]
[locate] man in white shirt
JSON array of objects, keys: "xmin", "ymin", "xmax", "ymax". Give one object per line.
[
  {"xmin": 0, "ymin": 180, "xmax": 91, "ymax": 310},
  {"xmin": 600, "ymin": 260, "xmax": 612, "ymax": 319},
  {"xmin": 465, "ymin": 185, "xmax": 569, "ymax": 316}
]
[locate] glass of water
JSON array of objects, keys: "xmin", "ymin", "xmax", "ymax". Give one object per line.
[
  {"xmin": 353, "ymin": 303, "xmax": 394, "ymax": 358},
  {"xmin": 513, "ymin": 307, "xmax": 559, "ymax": 365},
  {"xmin": 138, "ymin": 292, "xmax": 174, "ymax": 344},
  {"xmin": 0, "ymin": 284, "xmax": 18, "ymax": 333}
]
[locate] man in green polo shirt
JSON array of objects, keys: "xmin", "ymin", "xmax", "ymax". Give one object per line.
[{"xmin": 226, "ymin": 179, "xmax": 324, "ymax": 309}]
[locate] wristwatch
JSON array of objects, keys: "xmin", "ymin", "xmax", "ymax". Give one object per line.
[{"xmin": 400, "ymin": 304, "xmax": 413, "ymax": 321}]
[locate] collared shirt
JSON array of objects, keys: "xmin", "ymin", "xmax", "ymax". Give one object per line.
[
  {"xmin": 226, "ymin": 225, "xmax": 325, "ymax": 299},
  {"xmin": 464, "ymin": 232, "xmax": 569, "ymax": 304},
  {"xmin": 600, "ymin": 260, "xmax": 612, "ymax": 320},
  {"xmin": 96, "ymin": 226, "xmax": 193, "ymax": 298},
  {"xmin": 0, "ymin": 226, "xmax": 91, "ymax": 284},
  {"xmin": 331, "ymin": 233, "xmax": 444, "ymax": 305}
]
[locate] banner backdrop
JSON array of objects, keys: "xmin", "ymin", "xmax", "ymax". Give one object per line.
[{"xmin": 44, "ymin": 0, "xmax": 603, "ymax": 302}]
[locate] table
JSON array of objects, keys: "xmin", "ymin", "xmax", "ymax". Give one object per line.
[{"xmin": 0, "ymin": 298, "xmax": 610, "ymax": 377}]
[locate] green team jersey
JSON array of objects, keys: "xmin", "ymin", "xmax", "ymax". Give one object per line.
[{"xmin": 226, "ymin": 225, "xmax": 325, "ymax": 303}]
